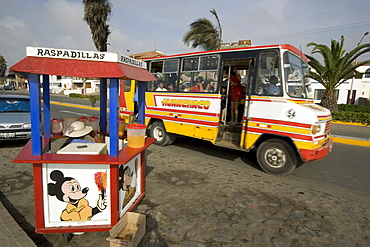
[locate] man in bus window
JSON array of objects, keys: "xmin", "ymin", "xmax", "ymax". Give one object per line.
[
  {"xmin": 155, "ymin": 82, "xmax": 167, "ymax": 91},
  {"xmin": 267, "ymin": 75, "xmax": 281, "ymax": 95}
]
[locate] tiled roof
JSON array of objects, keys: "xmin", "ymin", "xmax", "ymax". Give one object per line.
[{"xmin": 130, "ymin": 50, "xmax": 167, "ymax": 59}]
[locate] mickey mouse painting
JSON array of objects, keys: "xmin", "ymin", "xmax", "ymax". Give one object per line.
[
  {"xmin": 119, "ymin": 163, "xmax": 136, "ymax": 209},
  {"xmin": 48, "ymin": 170, "xmax": 107, "ymax": 221}
]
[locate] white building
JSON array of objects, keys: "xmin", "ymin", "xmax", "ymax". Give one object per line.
[
  {"xmin": 45, "ymin": 75, "xmax": 100, "ymax": 95},
  {"xmin": 310, "ymin": 65, "xmax": 370, "ymax": 106}
]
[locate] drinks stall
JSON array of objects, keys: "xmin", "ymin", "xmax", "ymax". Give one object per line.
[{"xmin": 10, "ymin": 47, "xmax": 156, "ymax": 237}]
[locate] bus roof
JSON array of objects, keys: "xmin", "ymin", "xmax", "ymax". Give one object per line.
[{"xmin": 143, "ymin": 44, "xmax": 308, "ymax": 62}]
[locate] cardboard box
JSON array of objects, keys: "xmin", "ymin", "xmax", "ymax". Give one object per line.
[{"xmin": 107, "ymin": 212, "xmax": 146, "ymax": 247}]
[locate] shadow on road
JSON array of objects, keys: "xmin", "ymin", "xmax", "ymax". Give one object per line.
[
  {"xmin": 0, "ymin": 191, "xmax": 53, "ymax": 247},
  {"xmin": 169, "ymin": 135, "xmax": 262, "ymax": 172}
]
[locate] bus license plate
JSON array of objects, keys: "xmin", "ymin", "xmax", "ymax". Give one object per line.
[{"xmin": 0, "ymin": 133, "xmax": 15, "ymax": 138}]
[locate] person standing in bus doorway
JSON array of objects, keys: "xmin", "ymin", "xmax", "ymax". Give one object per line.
[
  {"xmin": 228, "ymin": 70, "xmax": 243, "ymax": 124},
  {"xmin": 220, "ymin": 87, "xmax": 227, "ymax": 124}
]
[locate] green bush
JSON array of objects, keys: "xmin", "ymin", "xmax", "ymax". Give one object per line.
[
  {"xmin": 68, "ymin": 93, "xmax": 100, "ymax": 107},
  {"xmin": 332, "ymin": 112, "xmax": 369, "ymax": 125},
  {"xmin": 69, "ymin": 93, "xmax": 83, "ymax": 99},
  {"xmin": 88, "ymin": 95, "xmax": 100, "ymax": 107},
  {"xmin": 337, "ymin": 104, "xmax": 370, "ymax": 113},
  {"xmin": 332, "ymin": 105, "xmax": 370, "ymax": 125}
]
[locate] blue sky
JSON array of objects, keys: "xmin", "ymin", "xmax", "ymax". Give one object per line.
[{"xmin": 1, "ymin": 0, "xmax": 370, "ymax": 70}]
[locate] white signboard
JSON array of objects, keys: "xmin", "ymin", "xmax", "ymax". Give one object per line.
[
  {"xmin": 26, "ymin": 46, "xmax": 147, "ymax": 69},
  {"xmin": 42, "ymin": 163, "xmax": 111, "ymax": 227}
]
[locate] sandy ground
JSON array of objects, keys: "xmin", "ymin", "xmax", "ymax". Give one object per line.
[{"xmin": 0, "ymin": 139, "xmax": 369, "ymax": 247}]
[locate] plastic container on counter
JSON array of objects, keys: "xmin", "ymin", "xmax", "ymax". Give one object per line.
[
  {"xmin": 126, "ymin": 123, "xmax": 146, "ymax": 148},
  {"xmin": 78, "ymin": 116, "xmax": 88, "ymax": 125},
  {"xmin": 51, "ymin": 118, "xmax": 63, "ymax": 136},
  {"xmin": 88, "ymin": 116, "xmax": 99, "ymax": 133}
]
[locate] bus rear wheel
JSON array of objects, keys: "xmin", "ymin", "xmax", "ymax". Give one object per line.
[
  {"xmin": 150, "ymin": 121, "xmax": 175, "ymax": 146},
  {"xmin": 256, "ymin": 139, "xmax": 297, "ymax": 176}
]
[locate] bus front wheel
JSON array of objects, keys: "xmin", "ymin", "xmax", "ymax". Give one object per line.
[
  {"xmin": 256, "ymin": 139, "xmax": 297, "ymax": 176},
  {"xmin": 150, "ymin": 121, "xmax": 175, "ymax": 146}
]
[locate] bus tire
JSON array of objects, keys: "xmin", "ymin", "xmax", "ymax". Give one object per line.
[
  {"xmin": 150, "ymin": 121, "xmax": 171, "ymax": 146},
  {"xmin": 256, "ymin": 139, "xmax": 297, "ymax": 176},
  {"xmin": 168, "ymin": 133, "xmax": 177, "ymax": 145}
]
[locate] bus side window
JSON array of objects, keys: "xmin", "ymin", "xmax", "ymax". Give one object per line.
[
  {"xmin": 181, "ymin": 56, "xmax": 219, "ymax": 93},
  {"xmin": 149, "ymin": 59, "xmax": 179, "ymax": 92}
]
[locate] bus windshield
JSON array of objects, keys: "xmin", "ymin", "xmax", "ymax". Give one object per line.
[{"xmin": 283, "ymin": 52, "xmax": 310, "ymax": 99}]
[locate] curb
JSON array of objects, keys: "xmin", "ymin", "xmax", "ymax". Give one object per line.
[
  {"xmin": 0, "ymin": 202, "xmax": 36, "ymax": 246},
  {"xmin": 331, "ymin": 135, "xmax": 370, "ymax": 147},
  {"xmin": 50, "ymin": 101, "xmax": 99, "ymax": 111},
  {"xmin": 332, "ymin": 121, "xmax": 369, "ymax": 127}
]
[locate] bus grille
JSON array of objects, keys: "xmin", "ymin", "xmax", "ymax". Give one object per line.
[{"xmin": 325, "ymin": 121, "xmax": 331, "ymax": 134}]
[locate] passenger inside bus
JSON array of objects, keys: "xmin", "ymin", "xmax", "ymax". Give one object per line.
[
  {"xmin": 191, "ymin": 79, "xmax": 204, "ymax": 92},
  {"xmin": 155, "ymin": 82, "xmax": 167, "ymax": 91},
  {"xmin": 202, "ymin": 80, "xmax": 211, "ymax": 92},
  {"xmin": 267, "ymin": 75, "xmax": 281, "ymax": 95},
  {"xmin": 167, "ymin": 84, "xmax": 175, "ymax": 91}
]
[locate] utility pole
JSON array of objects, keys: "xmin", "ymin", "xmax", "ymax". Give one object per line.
[{"xmin": 347, "ymin": 31, "xmax": 369, "ymax": 104}]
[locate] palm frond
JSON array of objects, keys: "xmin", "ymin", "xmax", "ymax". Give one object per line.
[
  {"xmin": 306, "ymin": 35, "xmax": 370, "ymax": 111},
  {"xmin": 183, "ymin": 9, "xmax": 222, "ymax": 51}
]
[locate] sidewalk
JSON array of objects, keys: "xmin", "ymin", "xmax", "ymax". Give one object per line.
[{"xmin": 0, "ymin": 200, "xmax": 36, "ymax": 246}]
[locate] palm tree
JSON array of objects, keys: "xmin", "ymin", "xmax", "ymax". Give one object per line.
[
  {"xmin": 0, "ymin": 55, "xmax": 6, "ymax": 76},
  {"xmin": 183, "ymin": 8, "xmax": 222, "ymax": 51},
  {"xmin": 305, "ymin": 36, "xmax": 370, "ymax": 112},
  {"xmin": 83, "ymin": 0, "xmax": 111, "ymax": 52},
  {"xmin": 0, "ymin": 55, "xmax": 7, "ymax": 84}
]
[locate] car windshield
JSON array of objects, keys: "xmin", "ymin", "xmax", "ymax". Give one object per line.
[
  {"xmin": 283, "ymin": 52, "xmax": 310, "ymax": 99},
  {"xmin": 0, "ymin": 98, "xmax": 30, "ymax": 112}
]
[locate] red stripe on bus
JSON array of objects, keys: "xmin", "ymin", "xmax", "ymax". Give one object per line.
[
  {"xmin": 248, "ymin": 127, "xmax": 313, "ymax": 141},
  {"xmin": 250, "ymin": 117, "xmax": 311, "ymax": 129},
  {"xmin": 318, "ymin": 115, "xmax": 331, "ymax": 119},
  {"xmin": 119, "ymin": 110, "xmax": 134, "ymax": 115},
  {"xmin": 143, "ymin": 44, "xmax": 305, "ymax": 61}
]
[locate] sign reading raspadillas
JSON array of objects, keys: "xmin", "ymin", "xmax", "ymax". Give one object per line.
[{"xmin": 26, "ymin": 46, "xmax": 146, "ymax": 69}]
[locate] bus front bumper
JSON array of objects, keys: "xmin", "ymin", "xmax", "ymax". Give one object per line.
[{"xmin": 299, "ymin": 138, "xmax": 333, "ymax": 162}]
